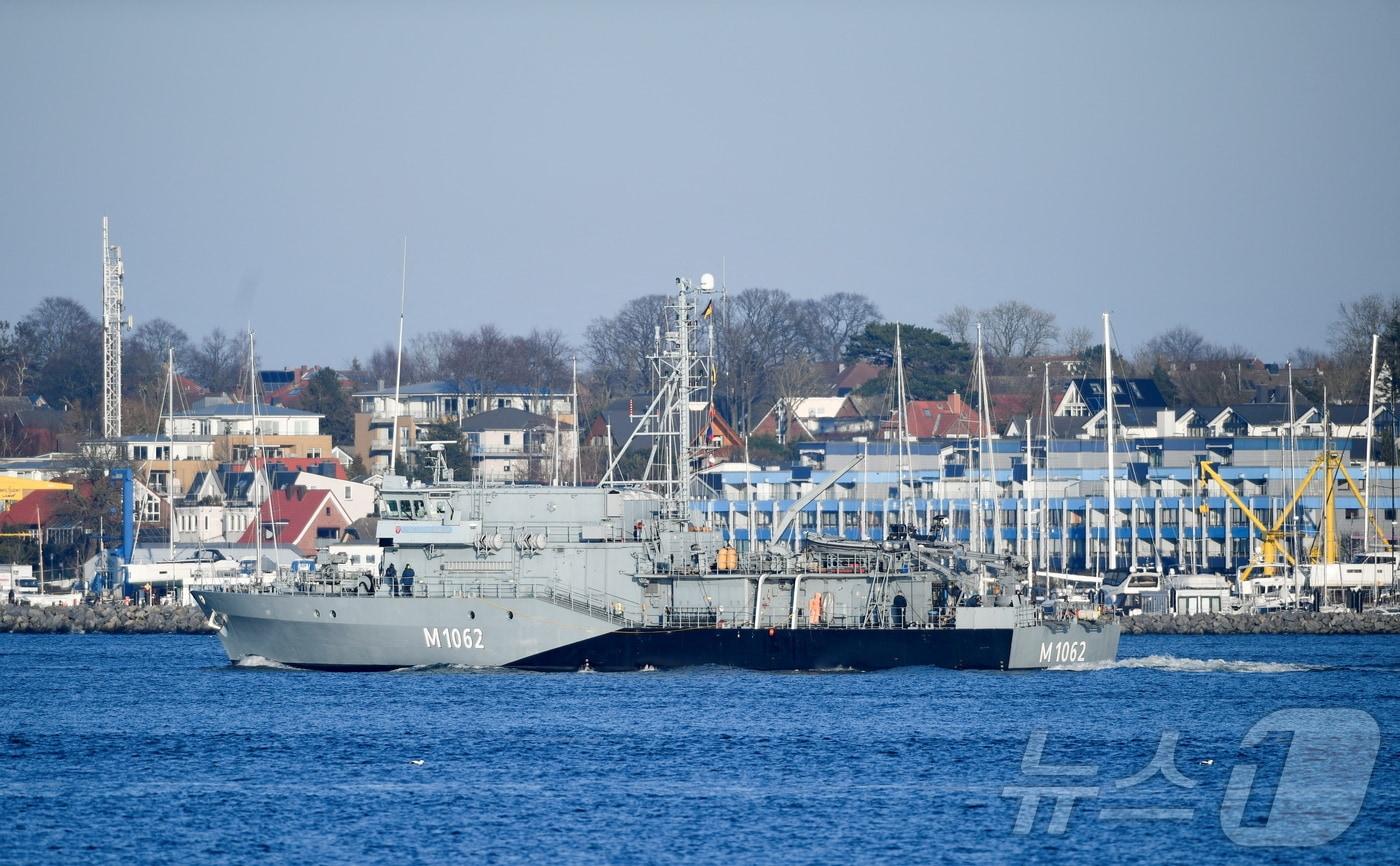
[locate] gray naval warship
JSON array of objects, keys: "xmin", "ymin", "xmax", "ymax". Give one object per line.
[{"xmin": 194, "ymin": 276, "xmax": 1119, "ymax": 672}]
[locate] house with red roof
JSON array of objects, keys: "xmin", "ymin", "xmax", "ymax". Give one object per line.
[
  {"xmin": 903, "ymin": 392, "xmax": 985, "ymax": 439},
  {"xmin": 752, "ymin": 397, "xmax": 861, "ymax": 444},
  {"xmin": 236, "ymin": 485, "xmax": 351, "ymax": 556}
]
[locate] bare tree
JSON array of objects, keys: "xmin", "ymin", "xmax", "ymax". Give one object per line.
[
  {"xmin": 1139, "ymin": 326, "xmax": 1213, "ymax": 364},
  {"xmin": 407, "ymin": 330, "xmax": 457, "ymax": 382},
  {"xmin": 803, "ymin": 292, "xmax": 881, "ymax": 362},
  {"xmin": 521, "ymin": 328, "xmax": 572, "ymax": 391},
  {"xmin": 130, "ymin": 319, "xmax": 191, "ymax": 365},
  {"xmin": 584, "ymin": 294, "xmax": 669, "ymax": 408},
  {"xmin": 0, "ymin": 321, "xmax": 30, "ymax": 395},
  {"xmin": 187, "ymin": 328, "xmax": 243, "ymax": 395},
  {"xmin": 438, "ymin": 325, "xmax": 570, "ymax": 393},
  {"xmin": 981, "ymin": 301, "xmax": 1059, "ymax": 358},
  {"xmin": 126, "ymin": 318, "xmax": 192, "ymax": 419},
  {"xmin": 1332, "ymin": 294, "xmax": 1399, "ymax": 359},
  {"xmin": 718, "ymin": 288, "xmax": 814, "ymax": 432},
  {"xmin": 366, "ymin": 342, "xmax": 414, "ymax": 387},
  {"xmin": 1062, "ymin": 326, "xmax": 1094, "ymax": 356},
  {"xmin": 772, "ymin": 357, "xmax": 829, "ymax": 405},
  {"xmin": 937, "ymin": 305, "xmax": 975, "ymax": 344},
  {"xmin": 16, "ymin": 298, "xmax": 102, "ymax": 419}
]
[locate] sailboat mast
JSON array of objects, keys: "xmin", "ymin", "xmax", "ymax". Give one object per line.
[
  {"xmin": 1288, "ymin": 362, "xmax": 1299, "ymax": 606},
  {"xmin": 248, "ymin": 330, "xmax": 265, "ymax": 579},
  {"xmin": 1043, "ymin": 363, "xmax": 1052, "ymax": 593},
  {"xmin": 1365, "ymin": 333, "xmax": 1379, "ymax": 554},
  {"xmin": 975, "ymin": 325, "xmax": 997, "ymax": 553},
  {"xmin": 1103, "ymin": 313, "xmax": 1117, "ymax": 572},
  {"xmin": 894, "ymin": 325, "xmax": 912, "ymax": 524},
  {"xmin": 1024, "ymin": 420, "xmax": 1032, "ymax": 563},
  {"xmin": 389, "ymin": 237, "xmax": 407, "ymax": 476},
  {"xmin": 571, "ymin": 356, "xmax": 580, "ymax": 486},
  {"xmin": 167, "ymin": 348, "xmax": 176, "ymax": 559}
]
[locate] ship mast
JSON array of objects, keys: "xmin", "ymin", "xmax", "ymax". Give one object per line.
[{"xmin": 602, "ymin": 274, "xmax": 718, "ymax": 523}]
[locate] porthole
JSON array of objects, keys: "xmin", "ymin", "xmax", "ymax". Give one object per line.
[
  {"xmin": 331, "ymin": 610, "xmax": 337, "ymax": 618},
  {"xmin": 469, "ymin": 611, "xmax": 476, "ymax": 620},
  {"xmin": 313, "ymin": 610, "xmax": 320, "ymax": 618},
  {"xmin": 507, "ymin": 611, "xmax": 514, "ymax": 620}
]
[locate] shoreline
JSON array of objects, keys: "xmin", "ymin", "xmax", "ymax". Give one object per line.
[
  {"xmin": 1, "ymin": 602, "xmax": 215, "ymax": 635},
  {"xmin": 1121, "ymin": 609, "xmax": 1400, "ymax": 635}
]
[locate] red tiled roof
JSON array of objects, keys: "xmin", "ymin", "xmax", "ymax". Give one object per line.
[
  {"xmin": 236, "ymin": 486, "xmax": 348, "ymax": 550},
  {"xmin": 904, "ymin": 394, "xmax": 984, "ymax": 438}
]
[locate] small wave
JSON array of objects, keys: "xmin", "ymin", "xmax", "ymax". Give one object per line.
[
  {"xmin": 233, "ymin": 655, "xmax": 295, "ymax": 670},
  {"xmin": 1051, "ymin": 654, "xmax": 1323, "ymax": 674},
  {"xmin": 393, "ymin": 663, "xmax": 498, "ymax": 674}
]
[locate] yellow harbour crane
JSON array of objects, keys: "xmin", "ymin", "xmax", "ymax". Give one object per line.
[{"xmin": 1199, "ymin": 453, "xmax": 1391, "ymax": 581}]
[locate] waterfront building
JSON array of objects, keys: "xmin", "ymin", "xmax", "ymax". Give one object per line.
[{"xmin": 693, "ymin": 435, "xmax": 1399, "ymax": 574}]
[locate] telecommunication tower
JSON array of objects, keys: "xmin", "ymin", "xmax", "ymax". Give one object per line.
[{"xmin": 101, "ymin": 217, "xmax": 127, "ymax": 440}]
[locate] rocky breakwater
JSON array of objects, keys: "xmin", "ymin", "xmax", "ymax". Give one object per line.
[
  {"xmin": 1122, "ymin": 609, "xmax": 1400, "ymax": 635},
  {"xmin": 0, "ymin": 602, "xmax": 216, "ymax": 635}
]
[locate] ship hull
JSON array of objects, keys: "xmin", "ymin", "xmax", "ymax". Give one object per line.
[
  {"xmin": 511, "ymin": 619, "xmax": 1118, "ymax": 672},
  {"xmin": 194, "ymin": 590, "xmax": 1118, "ymax": 672}
]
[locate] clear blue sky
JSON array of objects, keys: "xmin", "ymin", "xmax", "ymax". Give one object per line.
[{"xmin": 3, "ymin": 1, "xmax": 1397, "ymax": 367}]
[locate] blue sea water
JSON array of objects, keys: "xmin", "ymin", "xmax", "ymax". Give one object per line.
[{"xmin": 2, "ymin": 633, "xmax": 1398, "ymax": 865}]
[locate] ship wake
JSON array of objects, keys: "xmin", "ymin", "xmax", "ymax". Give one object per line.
[
  {"xmin": 1051, "ymin": 654, "xmax": 1323, "ymax": 674},
  {"xmin": 232, "ymin": 655, "xmax": 296, "ymax": 670}
]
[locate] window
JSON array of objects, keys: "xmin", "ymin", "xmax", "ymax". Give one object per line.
[
  {"xmin": 344, "ymin": 486, "xmax": 352, "ymax": 500},
  {"xmin": 504, "ymin": 434, "xmax": 512, "ymax": 446},
  {"xmin": 1345, "ymin": 508, "xmax": 1360, "ymax": 520},
  {"xmin": 496, "ymin": 398, "xmax": 506, "ymax": 409},
  {"xmin": 317, "ymin": 527, "xmax": 338, "ymax": 539},
  {"xmin": 1387, "ymin": 509, "xmax": 1397, "ymax": 521},
  {"xmin": 133, "ymin": 446, "xmax": 148, "ymax": 460}
]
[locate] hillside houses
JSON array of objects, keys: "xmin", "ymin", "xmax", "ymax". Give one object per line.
[{"xmin": 351, "ymin": 379, "xmax": 571, "ymax": 474}]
